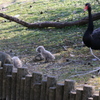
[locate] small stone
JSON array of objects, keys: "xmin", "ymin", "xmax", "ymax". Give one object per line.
[
  {"xmin": 91, "ymin": 75, "xmax": 96, "ymax": 78},
  {"xmin": 33, "ymin": 53, "xmax": 44, "ymax": 62}
]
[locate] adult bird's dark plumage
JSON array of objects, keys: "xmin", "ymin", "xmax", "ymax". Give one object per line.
[{"xmin": 83, "ymin": 3, "xmax": 100, "ymax": 60}]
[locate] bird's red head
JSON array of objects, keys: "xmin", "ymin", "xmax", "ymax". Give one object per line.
[
  {"xmin": 84, "ymin": 5, "xmax": 88, "ymax": 11},
  {"xmin": 84, "ymin": 3, "xmax": 91, "ymax": 11}
]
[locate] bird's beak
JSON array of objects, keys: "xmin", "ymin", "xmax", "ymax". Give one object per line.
[{"xmin": 84, "ymin": 6, "xmax": 88, "ymax": 11}]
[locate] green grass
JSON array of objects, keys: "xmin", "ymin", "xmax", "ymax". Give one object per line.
[{"xmin": 0, "ymin": 0, "xmax": 100, "ymax": 89}]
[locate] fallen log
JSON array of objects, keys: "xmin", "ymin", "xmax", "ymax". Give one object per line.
[{"xmin": 0, "ymin": 12, "xmax": 100, "ymax": 28}]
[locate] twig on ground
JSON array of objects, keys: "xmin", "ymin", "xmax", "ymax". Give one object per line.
[{"xmin": 69, "ymin": 67, "xmax": 100, "ymax": 78}]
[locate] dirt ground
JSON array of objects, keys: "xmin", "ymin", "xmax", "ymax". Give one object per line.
[{"xmin": 7, "ymin": 47, "xmax": 100, "ymax": 85}]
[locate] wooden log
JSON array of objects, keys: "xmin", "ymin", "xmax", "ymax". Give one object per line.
[
  {"xmin": 33, "ymin": 83, "xmax": 41, "ymax": 100},
  {"xmin": 0, "ymin": 12, "xmax": 100, "ymax": 28},
  {"xmin": 30, "ymin": 72, "xmax": 42, "ymax": 100},
  {"xmin": 88, "ymin": 97, "xmax": 93, "ymax": 100},
  {"xmin": 93, "ymin": 94, "xmax": 99, "ymax": 100},
  {"xmin": 75, "ymin": 88, "xmax": 83, "ymax": 100},
  {"xmin": 16, "ymin": 67, "xmax": 28, "ymax": 100},
  {"xmin": 11, "ymin": 71, "xmax": 17, "ymax": 100},
  {"xmin": 2, "ymin": 64, "xmax": 13, "ymax": 100},
  {"xmin": 82, "ymin": 85, "xmax": 95, "ymax": 100},
  {"xmin": 63, "ymin": 79, "xmax": 75, "ymax": 100},
  {"xmin": 56, "ymin": 83, "xmax": 64, "ymax": 100},
  {"xmin": 0, "ymin": 67, "xmax": 3, "ymax": 100},
  {"xmin": 46, "ymin": 76, "xmax": 57, "ymax": 100},
  {"xmin": 6, "ymin": 75, "xmax": 12, "ymax": 100},
  {"xmin": 20, "ymin": 78, "xmax": 25, "ymax": 100},
  {"xmin": 40, "ymin": 80, "xmax": 47, "ymax": 100},
  {"xmin": 70, "ymin": 91, "xmax": 76, "ymax": 100},
  {"xmin": 49, "ymin": 87, "xmax": 56, "ymax": 100},
  {"xmin": 24, "ymin": 75, "xmax": 32, "ymax": 100}
]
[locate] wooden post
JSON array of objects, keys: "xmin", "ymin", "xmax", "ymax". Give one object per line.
[
  {"xmin": 40, "ymin": 80, "xmax": 47, "ymax": 100},
  {"xmin": 2, "ymin": 64, "xmax": 13, "ymax": 100},
  {"xmin": 11, "ymin": 71, "xmax": 17, "ymax": 100},
  {"xmin": 49, "ymin": 87, "xmax": 56, "ymax": 100},
  {"xmin": 46, "ymin": 76, "xmax": 56, "ymax": 100},
  {"xmin": 24, "ymin": 75, "xmax": 32, "ymax": 100},
  {"xmin": 33, "ymin": 83, "xmax": 41, "ymax": 100},
  {"xmin": 93, "ymin": 94, "xmax": 99, "ymax": 100},
  {"xmin": 30, "ymin": 72, "xmax": 42, "ymax": 100},
  {"xmin": 82, "ymin": 85, "xmax": 95, "ymax": 100},
  {"xmin": 16, "ymin": 67, "xmax": 28, "ymax": 100},
  {"xmin": 56, "ymin": 83, "xmax": 64, "ymax": 100},
  {"xmin": 20, "ymin": 77, "xmax": 25, "ymax": 100},
  {"xmin": 3, "ymin": 64, "xmax": 13, "ymax": 75},
  {"xmin": 70, "ymin": 91, "xmax": 76, "ymax": 100},
  {"xmin": 99, "ymin": 88, "xmax": 100, "ymax": 100},
  {"xmin": 0, "ymin": 61, "xmax": 1, "ymax": 67},
  {"xmin": 76, "ymin": 88, "xmax": 83, "ymax": 100},
  {"xmin": 31, "ymin": 72, "xmax": 42, "ymax": 84},
  {"xmin": 0, "ymin": 67, "xmax": 3, "ymax": 100},
  {"xmin": 63, "ymin": 79, "xmax": 75, "ymax": 100},
  {"xmin": 6, "ymin": 75, "xmax": 12, "ymax": 100}
]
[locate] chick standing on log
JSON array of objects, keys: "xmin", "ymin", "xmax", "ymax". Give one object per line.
[
  {"xmin": 36, "ymin": 46, "xmax": 55, "ymax": 62},
  {"xmin": 12, "ymin": 56, "xmax": 22, "ymax": 68}
]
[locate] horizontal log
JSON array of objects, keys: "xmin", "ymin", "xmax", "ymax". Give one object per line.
[{"xmin": 0, "ymin": 12, "xmax": 100, "ymax": 28}]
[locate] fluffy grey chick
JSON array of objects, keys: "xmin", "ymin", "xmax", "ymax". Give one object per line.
[
  {"xmin": 0, "ymin": 52, "xmax": 13, "ymax": 67},
  {"xmin": 36, "ymin": 46, "xmax": 55, "ymax": 62},
  {"xmin": 12, "ymin": 56, "xmax": 22, "ymax": 68}
]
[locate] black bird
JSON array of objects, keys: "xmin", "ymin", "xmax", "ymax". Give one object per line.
[{"xmin": 83, "ymin": 3, "xmax": 100, "ymax": 60}]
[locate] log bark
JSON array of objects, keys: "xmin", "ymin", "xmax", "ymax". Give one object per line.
[{"xmin": 0, "ymin": 12, "xmax": 100, "ymax": 28}]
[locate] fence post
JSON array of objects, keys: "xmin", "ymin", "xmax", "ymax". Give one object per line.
[
  {"xmin": 30, "ymin": 72, "xmax": 42, "ymax": 100},
  {"xmin": 24, "ymin": 75, "xmax": 32, "ymax": 100},
  {"xmin": 11, "ymin": 71, "xmax": 17, "ymax": 100},
  {"xmin": 20, "ymin": 77, "xmax": 25, "ymax": 100},
  {"xmin": 76, "ymin": 88, "xmax": 83, "ymax": 100},
  {"xmin": 16, "ymin": 67, "xmax": 28, "ymax": 100},
  {"xmin": 63, "ymin": 79, "xmax": 75, "ymax": 100},
  {"xmin": 2, "ymin": 64, "xmax": 13, "ymax": 100},
  {"xmin": 99, "ymin": 88, "xmax": 100, "ymax": 100},
  {"xmin": 56, "ymin": 83, "xmax": 64, "ymax": 100},
  {"xmin": 88, "ymin": 97, "xmax": 93, "ymax": 100},
  {"xmin": 0, "ymin": 67, "xmax": 3, "ymax": 100},
  {"xmin": 31, "ymin": 72, "xmax": 42, "ymax": 84},
  {"xmin": 40, "ymin": 80, "xmax": 47, "ymax": 100},
  {"xmin": 49, "ymin": 87, "xmax": 56, "ymax": 100},
  {"xmin": 70, "ymin": 91, "xmax": 76, "ymax": 100},
  {"xmin": 82, "ymin": 85, "xmax": 95, "ymax": 100},
  {"xmin": 6, "ymin": 75, "xmax": 12, "ymax": 100},
  {"xmin": 33, "ymin": 83, "xmax": 41, "ymax": 100},
  {"xmin": 46, "ymin": 76, "xmax": 57, "ymax": 100},
  {"xmin": 93, "ymin": 94, "xmax": 99, "ymax": 100}
]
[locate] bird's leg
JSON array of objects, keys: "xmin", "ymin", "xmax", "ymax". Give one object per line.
[{"xmin": 90, "ymin": 48, "xmax": 100, "ymax": 61}]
